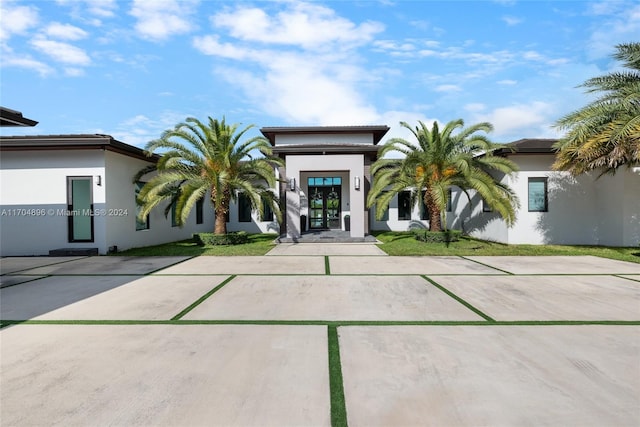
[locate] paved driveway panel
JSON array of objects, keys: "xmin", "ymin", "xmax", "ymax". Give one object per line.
[
  {"xmin": 34, "ymin": 275, "xmax": 229, "ymax": 320},
  {"xmin": 466, "ymin": 255, "xmax": 640, "ymax": 274},
  {"xmin": 183, "ymin": 275, "xmax": 483, "ymax": 321},
  {"xmin": 155, "ymin": 255, "xmax": 326, "ymax": 275},
  {"xmin": 0, "ymin": 325, "xmax": 330, "ymax": 427},
  {"xmin": 330, "ymin": 256, "xmax": 506, "ymax": 275},
  {"xmin": 1, "ymin": 275, "xmax": 139, "ymax": 320},
  {"xmin": 17, "ymin": 256, "xmax": 191, "ymax": 275},
  {"xmin": 432, "ymin": 275, "xmax": 640, "ymax": 321},
  {"xmin": 339, "ymin": 325, "xmax": 640, "ymax": 427},
  {"xmin": 266, "ymin": 243, "xmax": 387, "ymax": 256},
  {"xmin": 0, "ymin": 256, "xmax": 85, "ymax": 274}
]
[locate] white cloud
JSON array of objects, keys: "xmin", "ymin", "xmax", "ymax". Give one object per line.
[
  {"xmin": 498, "ymin": 79, "xmax": 517, "ymax": 85},
  {"xmin": 435, "ymin": 84, "xmax": 461, "ymax": 93},
  {"xmin": 467, "ymin": 101, "xmax": 560, "ymax": 139},
  {"xmin": 212, "ymin": 2, "xmax": 384, "ymax": 50},
  {"xmin": 130, "ymin": 0, "xmax": 199, "ymax": 42},
  {"xmin": 194, "ymin": 2, "xmax": 385, "ymax": 126},
  {"xmin": 0, "ymin": 2, "xmax": 39, "ymax": 41},
  {"xmin": 502, "ymin": 15, "xmax": 522, "ymax": 26},
  {"xmin": 45, "ymin": 22, "xmax": 88, "ymax": 40},
  {"xmin": 30, "ymin": 36, "xmax": 91, "ymax": 65},
  {"xmin": 55, "ymin": 0, "xmax": 118, "ymax": 25},
  {"xmin": 64, "ymin": 67, "xmax": 85, "ymax": 77},
  {"xmin": 1, "ymin": 54, "xmax": 53, "ymax": 76},
  {"xmin": 588, "ymin": 2, "xmax": 640, "ymax": 60},
  {"xmin": 111, "ymin": 112, "xmax": 190, "ymax": 147}
]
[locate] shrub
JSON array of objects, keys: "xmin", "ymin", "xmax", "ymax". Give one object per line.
[
  {"xmin": 413, "ymin": 229, "xmax": 462, "ymax": 243},
  {"xmin": 193, "ymin": 231, "xmax": 249, "ymax": 246}
]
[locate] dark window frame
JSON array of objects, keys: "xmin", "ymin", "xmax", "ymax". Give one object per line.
[
  {"xmin": 238, "ymin": 193, "xmax": 252, "ymax": 222},
  {"xmin": 398, "ymin": 191, "xmax": 412, "ymax": 220},
  {"xmin": 528, "ymin": 177, "xmax": 549, "ymax": 212},
  {"xmin": 67, "ymin": 176, "xmax": 95, "ymax": 242},
  {"xmin": 196, "ymin": 197, "xmax": 204, "ymax": 225}
]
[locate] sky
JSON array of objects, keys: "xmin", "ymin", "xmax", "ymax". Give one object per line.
[{"xmin": 1, "ymin": 0, "xmax": 639, "ymax": 147}]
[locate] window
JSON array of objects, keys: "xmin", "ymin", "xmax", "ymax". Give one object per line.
[
  {"xmin": 238, "ymin": 193, "xmax": 252, "ymax": 222},
  {"xmin": 446, "ymin": 188, "xmax": 452, "ymax": 212},
  {"xmin": 420, "ymin": 191, "xmax": 429, "ymax": 220},
  {"xmin": 135, "ymin": 182, "xmax": 150, "ymax": 231},
  {"xmin": 262, "ymin": 202, "xmax": 274, "ymax": 222},
  {"xmin": 196, "ymin": 197, "xmax": 204, "ymax": 225},
  {"xmin": 528, "ymin": 177, "xmax": 548, "ymax": 212},
  {"xmin": 67, "ymin": 176, "xmax": 94, "ymax": 242},
  {"xmin": 482, "ymin": 199, "xmax": 493, "ymax": 212},
  {"xmin": 398, "ymin": 191, "xmax": 411, "ymax": 220}
]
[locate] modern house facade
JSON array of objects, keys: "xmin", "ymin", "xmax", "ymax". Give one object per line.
[
  {"xmin": 0, "ymin": 134, "xmax": 213, "ymax": 256},
  {"xmin": 1, "ymin": 124, "xmax": 638, "ymax": 256}
]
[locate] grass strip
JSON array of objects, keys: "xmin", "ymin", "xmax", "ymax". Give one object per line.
[
  {"xmin": 459, "ymin": 256, "xmax": 514, "ymax": 275},
  {"xmin": 325, "ymin": 256, "xmax": 331, "ymax": 275},
  {"xmin": 328, "ymin": 326, "xmax": 348, "ymax": 427},
  {"xmin": 422, "ymin": 276, "xmax": 496, "ymax": 322},
  {"xmin": 171, "ymin": 275, "xmax": 236, "ymax": 320},
  {"xmin": 1, "ymin": 319, "xmax": 638, "ymax": 327}
]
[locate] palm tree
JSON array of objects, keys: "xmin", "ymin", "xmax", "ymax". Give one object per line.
[
  {"xmin": 135, "ymin": 116, "xmax": 283, "ymax": 234},
  {"xmin": 553, "ymin": 42, "xmax": 640, "ymax": 176},
  {"xmin": 367, "ymin": 119, "xmax": 519, "ymax": 232}
]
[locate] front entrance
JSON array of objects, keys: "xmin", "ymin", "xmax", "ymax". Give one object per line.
[{"xmin": 308, "ymin": 177, "xmax": 342, "ymax": 230}]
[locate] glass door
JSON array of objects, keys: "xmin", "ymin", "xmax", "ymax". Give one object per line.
[
  {"xmin": 67, "ymin": 176, "xmax": 94, "ymax": 242},
  {"xmin": 308, "ymin": 177, "xmax": 342, "ymax": 229}
]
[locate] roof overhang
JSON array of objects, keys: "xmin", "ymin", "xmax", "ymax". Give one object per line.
[
  {"xmin": 494, "ymin": 138, "xmax": 558, "ymax": 156},
  {"xmin": 0, "ymin": 134, "xmax": 159, "ymax": 162},
  {"xmin": 0, "ymin": 107, "xmax": 38, "ymax": 127},
  {"xmin": 260, "ymin": 125, "xmax": 390, "ymax": 146},
  {"xmin": 272, "ymin": 143, "xmax": 382, "ymax": 160}
]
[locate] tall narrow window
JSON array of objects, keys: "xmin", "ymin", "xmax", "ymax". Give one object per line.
[
  {"xmin": 528, "ymin": 177, "xmax": 548, "ymax": 212},
  {"xmin": 238, "ymin": 193, "xmax": 252, "ymax": 222},
  {"xmin": 67, "ymin": 176, "xmax": 94, "ymax": 242},
  {"xmin": 420, "ymin": 191, "xmax": 429, "ymax": 220},
  {"xmin": 482, "ymin": 199, "xmax": 493, "ymax": 212},
  {"xmin": 398, "ymin": 191, "xmax": 411, "ymax": 220},
  {"xmin": 196, "ymin": 197, "xmax": 204, "ymax": 225},
  {"xmin": 135, "ymin": 182, "xmax": 150, "ymax": 231},
  {"xmin": 262, "ymin": 202, "xmax": 274, "ymax": 222},
  {"xmin": 446, "ymin": 188, "xmax": 452, "ymax": 212}
]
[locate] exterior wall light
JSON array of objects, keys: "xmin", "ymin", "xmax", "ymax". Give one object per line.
[
  {"xmin": 96, "ymin": 175, "xmax": 102, "ymax": 186},
  {"xmin": 354, "ymin": 176, "xmax": 361, "ymax": 190},
  {"xmin": 287, "ymin": 177, "xmax": 296, "ymax": 191}
]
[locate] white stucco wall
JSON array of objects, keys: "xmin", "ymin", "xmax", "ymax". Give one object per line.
[
  {"xmin": 0, "ymin": 150, "xmax": 108, "ymax": 255},
  {"xmin": 284, "ymin": 154, "xmax": 365, "ymax": 238},
  {"xmin": 275, "ymin": 133, "xmax": 373, "ymax": 146},
  {"xmin": 103, "ymin": 151, "xmax": 213, "ymax": 252}
]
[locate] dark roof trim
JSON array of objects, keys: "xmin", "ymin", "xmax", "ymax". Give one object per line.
[
  {"xmin": 260, "ymin": 125, "xmax": 390, "ymax": 146},
  {"xmin": 0, "ymin": 107, "xmax": 38, "ymax": 127},
  {"xmin": 0, "ymin": 134, "xmax": 158, "ymax": 162},
  {"xmin": 272, "ymin": 143, "xmax": 381, "ymax": 159},
  {"xmin": 494, "ymin": 138, "xmax": 558, "ymax": 156}
]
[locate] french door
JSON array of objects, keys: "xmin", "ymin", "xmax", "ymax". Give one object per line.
[{"xmin": 308, "ymin": 177, "xmax": 342, "ymax": 229}]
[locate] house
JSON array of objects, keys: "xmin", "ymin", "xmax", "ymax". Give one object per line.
[
  {"xmin": 2, "ymin": 123, "xmax": 637, "ymax": 255},
  {"xmin": 454, "ymin": 139, "xmax": 640, "ymax": 247},
  {"xmin": 0, "ymin": 134, "xmax": 213, "ymax": 256}
]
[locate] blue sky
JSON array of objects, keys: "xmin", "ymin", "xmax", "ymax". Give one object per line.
[{"xmin": 1, "ymin": 0, "xmax": 638, "ymax": 146}]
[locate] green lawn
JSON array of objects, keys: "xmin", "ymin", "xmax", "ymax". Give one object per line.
[
  {"xmin": 372, "ymin": 231, "xmax": 640, "ymax": 263},
  {"xmin": 115, "ymin": 233, "xmax": 278, "ymax": 256},
  {"xmin": 115, "ymin": 231, "xmax": 640, "ymax": 263}
]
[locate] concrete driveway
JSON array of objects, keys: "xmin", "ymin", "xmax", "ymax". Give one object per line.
[{"xmin": 1, "ymin": 248, "xmax": 639, "ymax": 426}]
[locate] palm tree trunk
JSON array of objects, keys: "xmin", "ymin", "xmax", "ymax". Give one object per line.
[
  {"xmin": 212, "ymin": 187, "xmax": 230, "ymax": 235},
  {"xmin": 425, "ymin": 190, "xmax": 442, "ymax": 232},
  {"xmin": 214, "ymin": 209, "xmax": 227, "ymax": 234}
]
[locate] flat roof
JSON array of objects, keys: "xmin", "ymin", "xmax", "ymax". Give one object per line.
[
  {"xmin": 0, "ymin": 134, "xmax": 158, "ymax": 162},
  {"xmin": 0, "ymin": 107, "xmax": 38, "ymax": 127},
  {"xmin": 260, "ymin": 125, "xmax": 390, "ymax": 146}
]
